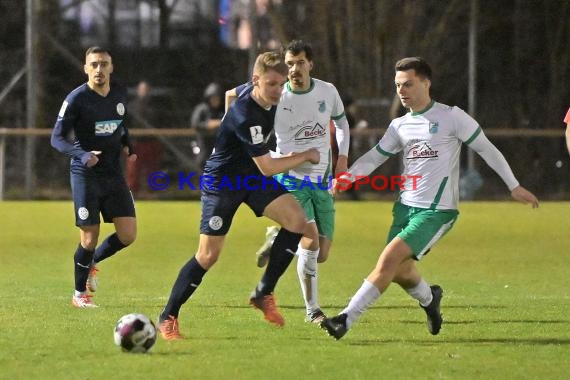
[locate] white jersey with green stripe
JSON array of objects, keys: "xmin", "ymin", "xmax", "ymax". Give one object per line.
[
  {"xmin": 377, "ymin": 101, "xmax": 482, "ymax": 210},
  {"xmin": 274, "ymin": 78, "xmax": 345, "ymax": 182}
]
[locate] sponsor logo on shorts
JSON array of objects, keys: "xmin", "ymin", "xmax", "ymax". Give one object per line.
[{"xmin": 78, "ymin": 207, "xmax": 89, "ymax": 220}]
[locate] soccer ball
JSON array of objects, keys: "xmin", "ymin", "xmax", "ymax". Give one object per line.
[{"xmin": 113, "ymin": 313, "xmax": 157, "ymax": 353}]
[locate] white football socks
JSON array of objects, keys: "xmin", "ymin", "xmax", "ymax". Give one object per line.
[
  {"xmin": 405, "ymin": 279, "xmax": 433, "ymax": 307},
  {"xmin": 296, "ymin": 246, "xmax": 320, "ymax": 315},
  {"xmin": 341, "ymin": 279, "xmax": 381, "ymax": 328}
]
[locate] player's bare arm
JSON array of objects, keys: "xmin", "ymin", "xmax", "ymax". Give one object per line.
[
  {"xmin": 253, "ymin": 148, "xmax": 320, "ymax": 177},
  {"xmin": 335, "ymin": 155, "xmax": 349, "ymax": 175}
]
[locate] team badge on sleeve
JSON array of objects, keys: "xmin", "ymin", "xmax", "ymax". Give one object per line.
[{"xmin": 250, "ymin": 126, "xmax": 264, "ymax": 144}]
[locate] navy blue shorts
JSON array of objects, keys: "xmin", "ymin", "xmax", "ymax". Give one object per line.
[
  {"xmin": 70, "ymin": 169, "xmax": 135, "ymax": 226},
  {"xmin": 199, "ymin": 183, "xmax": 289, "ymax": 235}
]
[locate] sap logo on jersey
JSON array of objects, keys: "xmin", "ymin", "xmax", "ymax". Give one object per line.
[{"xmin": 95, "ymin": 120, "xmax": 122, "ymax": 136}]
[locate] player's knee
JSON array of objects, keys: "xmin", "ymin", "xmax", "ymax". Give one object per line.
[
  {"xmin": 300, "ymin": 236, "xmax": 318, "ymax": 251},
  {"xmin": 393, "ymin": 276, "xmax": 416, "ymax": 289},
  {"xmin": 80, "ymin": 226, "xmax": 99, "ymax": 250},
  {"xmin": 303, "ymin": 222, "xmax": 318, "ymax": 237},
  {"xmin": 80, "ymin": 236, "xmax": 98, "ymax": 251},
  {"xmin": 317, "ymin": 239, "xmax": 331, "ymax": 263},
  {"xmin": 117, "ymin": 231, "xmax": 136, "ymax": 246},
  {"xmin": 81, "ymin": 240, "xmax": 97, "ymax": 251},
  {"xmin": 392, "ymin": 269, "xmax": 416, "ymax": 288},
  {"xmin": 196, "ymin": 249, "xmax": 220, "ymax": 269},
  {"xmin": 317, "ymin": 250, "xmax": 329, "ymax": 263},
  {"xmin": 286, "ymin": 216, "xmax": 307, "ymax": 234}
]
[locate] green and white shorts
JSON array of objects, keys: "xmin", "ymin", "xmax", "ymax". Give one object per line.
[
  {"xmin": 387, "ymin": 201, "xmax": 459, "ymax": 260},
  {"xmin": 275, "ymin": 175, "xmax": 335, "ymax": 241}
]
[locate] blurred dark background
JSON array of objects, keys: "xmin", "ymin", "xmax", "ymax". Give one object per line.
[{"xmin": 0, "ymin": 0, "xmax": 568, "ymax": 200}]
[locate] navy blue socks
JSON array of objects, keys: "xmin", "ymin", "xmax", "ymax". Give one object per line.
[
  {"xmin": 74, "ymin": 244, "xmax": 94, "ymax": 292},
  {"xmin": 93, "ymin": 233, "xmax": 127, "ymax": 263},
  {"xmin": 253, "ymin": 228, "xmax": 302, "ymax": 297},
  {"xmin": 160, "ymin": 256, "xmax": 207, "ymax": 320}
]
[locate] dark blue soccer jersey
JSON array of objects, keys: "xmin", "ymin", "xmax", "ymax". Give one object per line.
[
  {"xmin": 51, "ymin": 82, "xmax": 131, "ymax": 176},
  {"xmin": 203, "ymin": 85, "xmax": 276, "ymax": 185}
]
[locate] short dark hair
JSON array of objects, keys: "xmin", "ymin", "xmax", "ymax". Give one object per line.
[
  {"xmin": 284, "ymin": 40, "xmax": 313, "ymax": 61},
  {"xmin": 395, "ymin": 57, "xmax": 432, "ymax": 80},
  {"xmin": 85, "ymin": 46, "xmax": 112, "ymax": 58}
]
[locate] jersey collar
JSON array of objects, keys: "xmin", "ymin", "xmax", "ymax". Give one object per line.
[
  {"xmin": 286, "ymin": 78, "xmax": 314, "ymax": 94},
  {"xmin": 410, "ymin": 100, "xmax": 435, "ymax": 116}
]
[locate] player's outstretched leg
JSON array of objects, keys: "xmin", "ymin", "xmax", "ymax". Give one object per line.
[
  {"xmin": 88, "ymin": 232, "xmax": 130, "ymax": 292},
  {"xmin": 320, "ymin": 314, "xmax": 348, "ymax": 340},
  {"xmin": 86, "ymin": 265, "xmax": 99, "ymax": 292},
  {"xmin": 158, "ymin": 256, "xmax": 208, "ymax": 340},
  {"xmin": 297, "ymin": 246, "xmax": 325, "ymax": 323},
  {"xmin": 157, "ymin": 315, "xmax": 183, "ymax": 341},
  {"xmin": 320, "ymin": 279, "xmax": 381, "ymax": 340},
  {"xmin": 250, "ymin": 228, "xmax": 301, "ymax": 326},
  {"xmin": 73, "ymin": 243, "xmax": 98, "ymax": 307},
  {"xmin": 249, "ymin": 293, "xmax": 285, "ymax": 327},
  {"xmin": 306, "ymin": 309, "xmax": 326, "ymax": 324},
  {"xmin": 255, "ymin": 226, "xmax": 280, "ymax": 267},
  {"xmin": 72, "ymin": 292, "xmax": 98, "ymax": 308},
  {"xmin": 420, "ymin": 285, "xmax": 443, "ymax": 335}
]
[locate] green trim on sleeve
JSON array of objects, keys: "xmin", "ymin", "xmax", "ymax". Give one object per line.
[
  {"xmin": 375, "ymin": 144, "xmax": 396, "ymax": 157},
  {"xmin": 464, "ymin": 126, "xmax": 482, "ymax": 145},
  {"xmin": 331, "ymin": 112, "xmax": 345, "ymax": 120},
  {"xmin": 430, "ymin": 176, "xmax": 449, "ymax": 210}
]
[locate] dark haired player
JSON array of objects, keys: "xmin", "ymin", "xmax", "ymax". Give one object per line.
[
  {"xmin": 321, "ymin": 57, "xmax": 538, "ymax": 340},
  {"xmin": 51, "ymin": 46, "xmax": 137, "ymax": 308}
]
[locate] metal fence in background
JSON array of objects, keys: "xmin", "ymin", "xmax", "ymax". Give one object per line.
[{"xmin": 1, "ymin": 127, "xmax": 567, "ymax": 201}]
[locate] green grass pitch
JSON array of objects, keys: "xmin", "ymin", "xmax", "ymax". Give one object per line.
[{"xmin": 1, "ymin": 200, "xmax": 569, "ymax": 379}]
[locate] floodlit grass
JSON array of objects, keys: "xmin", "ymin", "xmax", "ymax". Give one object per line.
[{"xmin": 0, "ymin": 200, "xmax": 569, "ymax": 379}]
